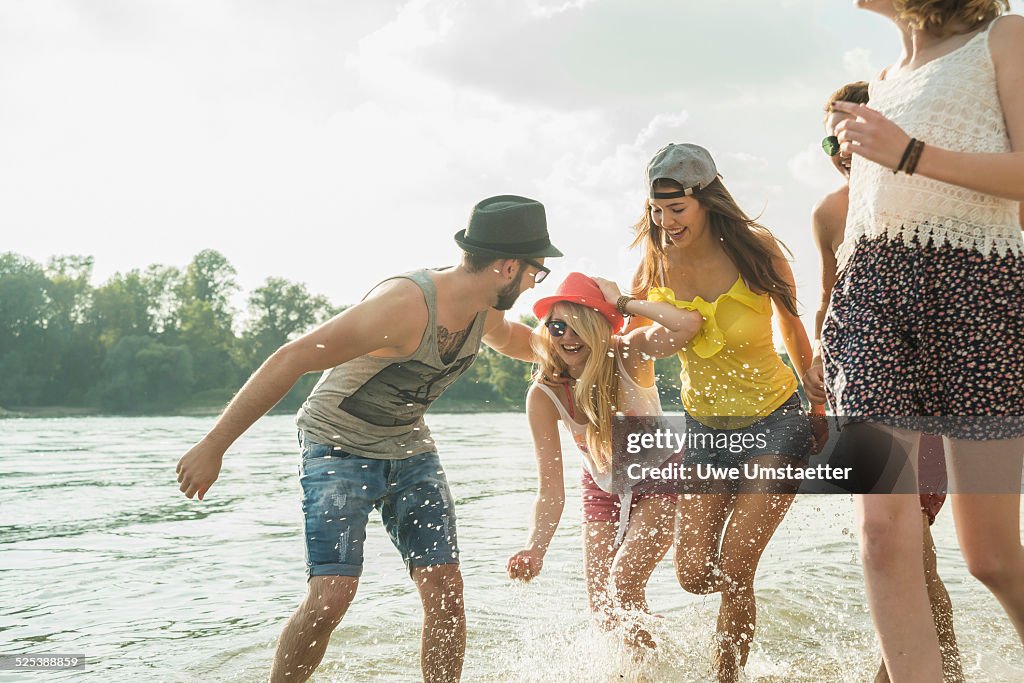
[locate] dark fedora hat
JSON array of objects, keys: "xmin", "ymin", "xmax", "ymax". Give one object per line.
[{"xmin": 454, "ymin": 195, "xmax": 563, "ymax": 259}]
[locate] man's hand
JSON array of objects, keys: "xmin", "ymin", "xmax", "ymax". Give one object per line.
[
  {"xmin": 507, "ymin": 549, "xmax": 545, "ymax": 582},
  {"xmin": 177, "ymin": 440, "xmax": 225, "ymax": 500}
]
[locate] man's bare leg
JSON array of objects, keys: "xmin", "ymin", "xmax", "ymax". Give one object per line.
[
  {"xmin": 923, "ymin": 520, "xmax": 964, "ymax": 682},
  {"xmin": 413, "ymin": 564, "xmax": 466, "ymax": 683},
  {"xmin": 269, "ymin": 575, "xmax": 359, "ymax": 683}
]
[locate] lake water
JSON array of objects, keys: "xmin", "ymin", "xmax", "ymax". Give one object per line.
[{"xmin": 1, "ymin": 414, "xmax": 1021, "ymax": 682}]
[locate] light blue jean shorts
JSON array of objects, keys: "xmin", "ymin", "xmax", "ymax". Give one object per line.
[{"xmin": 298, "ymin": 432, "xmax": 459, "ymax": 578}]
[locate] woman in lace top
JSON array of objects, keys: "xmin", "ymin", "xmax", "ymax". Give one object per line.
[{"xmin": 821, "ymin": 1, "xmax": 1024, "ymax": 681}]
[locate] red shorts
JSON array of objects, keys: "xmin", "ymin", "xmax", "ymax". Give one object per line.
[{"xmin": 580, "ymin": 469, "xmax": 676, "ymax": 523}]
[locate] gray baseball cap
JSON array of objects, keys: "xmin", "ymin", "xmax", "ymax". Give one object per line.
[{"xmin": 646, "ymin": 143, "xmax": 718, "ymax": 198}]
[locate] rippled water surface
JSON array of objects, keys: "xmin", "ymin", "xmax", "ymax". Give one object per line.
[{"xmin": 1, "ymin": 414, "xmax": 1021, "ymax": 682}]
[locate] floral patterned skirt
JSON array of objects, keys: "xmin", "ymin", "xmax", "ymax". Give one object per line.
[{"xmin": 822, "ymin": 235, "xmax": 1024, "ymax": 440}]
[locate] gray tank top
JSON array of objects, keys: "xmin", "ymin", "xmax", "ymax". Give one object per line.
[{"xmin": 295, "ymin": 269, "xmax": 488, "ymax": 459}]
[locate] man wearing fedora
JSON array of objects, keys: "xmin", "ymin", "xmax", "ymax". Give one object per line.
[{"xmin": 175, "ymin": 195, "xmax": 561, "ymax": 683}]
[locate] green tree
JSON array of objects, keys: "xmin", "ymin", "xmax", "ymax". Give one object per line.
[
  {"xmin": 177, "ymin": 249, "xmax": 238, "ymax": 329},
  {"xmin": 39, "ymin": 256, "xmax": 103, "ymax": 404},
  {"xmin": 0, "ymin": 254, "xmax": 50, "ymax": 405},
  {"xmin": 239, "ymin": 276, "xmax": 341, "ymax": 412},
  {"xmin": 175, "ymin": 250, "xmax": 241, "ymax": 393},
  {"xmin": 145, "ymin": 264, "xmax": 184, "ymax": 338},
  {"xmin": 91, "ymin": 269, "xmax": 156, "ymax": 348},
  {"xmin": 177, "ymin": 299, "xmax": 239, "ymax": 393},
  {"xmin": 93, "ymin": 335, "xmax": 194, "ymax": 413},
  {"xmin": 240, "ymin": 277, "xmax": 338, "ymax": 369}
]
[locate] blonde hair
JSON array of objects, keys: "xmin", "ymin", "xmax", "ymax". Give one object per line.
[
  {"xmin": 531, "ymin": 302, "xmax": 618, "ymax": 472},
  {"xmin": 895, "ymin": 0, "xmax": 1007, "ymax": 37}
]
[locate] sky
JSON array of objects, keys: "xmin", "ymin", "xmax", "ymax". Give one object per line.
[{"xmin": 2, "ymin": 0, "xmax": 1022, "ymax": 325}]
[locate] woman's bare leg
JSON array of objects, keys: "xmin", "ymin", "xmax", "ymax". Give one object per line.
[
  {"xmin": 946, "ymin": 436, "xmax": 1024, "ymax": 642},
  {"xmin": 875, "ymin": 514, "xmax": 963, "ymax": 683},
  {"xmin": 856, "ymin": 425, "xmax": 942, "ymax": 683},
  {"xmin": 610, "ymin": 496, "xmax": 676, "ymax": 647},
  {"xmin": 583, "ymin": 520, "xmax": 619, "ymax": 624},
  {"xmin": 712, "ymin": 454, "xmax": 796, "ymax": 683},
  {"xmin": 674, "ymin": 488, "xmax": 735, "ymax": 595}
]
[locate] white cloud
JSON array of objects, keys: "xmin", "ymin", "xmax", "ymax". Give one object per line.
[
  {"xmin": 842, "ymin": 47, "xmax": 876, "ymax": 80},
  {"xmin": 788, "ymin": 142, "xmax": 839, "ymax": 191},
  {"xmin": 635, "ymin": 111, "xmax": 689, "ymax": 148},
  {"xmin": 527, "ymin": 0, "xmax": 598, "ymax": 19},
  {"xmin": 0, "ymin": 0, "xmax": 943, "ymax": 323}
]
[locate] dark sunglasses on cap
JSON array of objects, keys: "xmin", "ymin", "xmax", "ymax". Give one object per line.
[
  {"xmin": 521, "ymin": 257, "xmax": 550, "ymax": 284},
  {"xmin": 544, "ymin": 319, "xmax": 568, "ymax": 337},
  {"xmin": 822, "ymin": 135, "xmax": 840, "ymax": 157}
]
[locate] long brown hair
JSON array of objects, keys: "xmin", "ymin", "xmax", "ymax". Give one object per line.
[
  {"xmin": 531, "ymin": 302, "xmax": 618, "ymax": 472},
  {"xmin": 895, "ymin": 0, "xmax": 1007, "ymax": 38},
  {"xmin": 629, "ymin": 177, "xmax": 799, "ymax": 316}
]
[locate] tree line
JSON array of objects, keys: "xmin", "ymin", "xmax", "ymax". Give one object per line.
[
  {"xmin": 0, "ymin": 250, "xmax": 802, "ymax": 416},
  {"xmin": 1, "ymin": 250, "xmax": 689, "ymax": 415}
]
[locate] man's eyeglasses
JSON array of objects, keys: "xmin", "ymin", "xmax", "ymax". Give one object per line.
[
  {"xmin": 544, "ymin": 319, "xmax": 568, "ymax": 337},
  {"xmin": 822, "ymin": 135, "xmax": 840, "ymax": 157},
  {"xmin": 521, "ymin": 258, "xmax": 550, "ymax": 284}
]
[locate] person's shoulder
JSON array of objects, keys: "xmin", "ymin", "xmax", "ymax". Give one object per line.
[
  {"xmin": 365, "ymin": 274, "xmax": 422, "ymax": 299},
  {"xmin": 360, "ymin": 276, "xmax": 428, "ymax": 327},
  {"xmin": 813, "ymin": 186, "xmax": 849, "ymax": 221},
  {"xmin": 989, "ymin": 14, "xmax": 1024, "ymax": 54},
  {"xmin": 526, "ymin": 381, "xmax": 560, "ymax": 416},
  {"xmin": 813, "ymin": 186, "xmax": 848, "ymax": 234},
  {"xmin": 369, "ymin": 276, "xmax": 429, "ymax": 309}
]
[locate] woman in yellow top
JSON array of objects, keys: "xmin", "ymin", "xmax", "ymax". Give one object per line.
[{"xmin": 628, "ymin": 143, "xmax": 819, "ymax": 682}]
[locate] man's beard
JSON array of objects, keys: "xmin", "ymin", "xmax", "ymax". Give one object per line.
[{"xmin": 494, "ymin": 265, "xmax": 523, "ymax": 310}]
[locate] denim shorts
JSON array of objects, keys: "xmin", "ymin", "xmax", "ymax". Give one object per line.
[
  {"xmin": 298, "ymin": 432, "xmax": 459, "ymax": 579},
  {"xmin": 683, "ymin": 393, "xmax": 814, "ymax": 468}
]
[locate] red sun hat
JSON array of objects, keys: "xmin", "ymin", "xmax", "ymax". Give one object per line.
[{"xmin": 532, "ymin": 272, "xmax": 626, "ymax": 333}]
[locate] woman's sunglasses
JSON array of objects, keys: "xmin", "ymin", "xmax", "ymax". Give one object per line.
[
  {"xmin": 822, "ymin": 135, "xmax": 840, "ymax": 157},
  {"xmin": 544, "ymin": 319, "xmax": 569, "ymax": 337}
]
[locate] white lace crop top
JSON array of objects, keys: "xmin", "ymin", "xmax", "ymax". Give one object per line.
[{"xmin": 837, "ymin": 17, "xmax": 1023, "ymax": 271}]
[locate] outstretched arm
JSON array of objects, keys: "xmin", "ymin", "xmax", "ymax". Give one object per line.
[
  {"xmin": 176, "ymin": 282, "xmax": 422, "ymax": 499},
  {"xmin": 833, "ymin": 16, "xmax": 1024, "ymax": 201},
  {"xmin": 483, "ymin": 308, "xmax": 536, "ymax": 362},
  {"xmin": 507, "ymin": 385, "xmax": 566, "ymax": 582}
]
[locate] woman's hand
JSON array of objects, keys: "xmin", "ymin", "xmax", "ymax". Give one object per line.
[
  {"xmin": 832, "ymin": 101, "xmax": 912, "ymax": 171},
  {"xmin": 801, "ymin": 356, "xmax": 827, "ymax": 405},
  {"xmin": 507, "ymin": 549, "xmax": 545, "ymax": 582},
  {"xmin": 591, "ymin": 276, "xmax": 622, "ymax": 304}
]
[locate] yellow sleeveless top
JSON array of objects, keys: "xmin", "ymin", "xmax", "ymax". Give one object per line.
[{"xmin": 648, "ymin": 276, "xmax": 798, "ymax": 428}]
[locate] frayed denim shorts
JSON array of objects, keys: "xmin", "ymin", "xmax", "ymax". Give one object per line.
[
  {"xmin": 682, "ymin": 393, "xmax": 814, "ymax": 468},
  {"xmin": 298, "ymin": 432, "xmax": 459, "ymax": 579}
]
